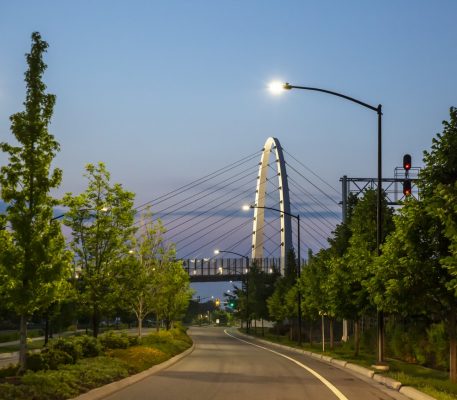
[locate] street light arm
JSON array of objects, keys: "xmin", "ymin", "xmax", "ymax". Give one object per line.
[
  {"xmin": 250, "ymin": 204, "xmax": 298, "ymax": 221},
  {"xmin": 215, "ymin": 250, "xmax": 249, "ymax": 263},
  {"xmin": 284, "ymin": 83, "xmax": 381, "ymax": 114}
]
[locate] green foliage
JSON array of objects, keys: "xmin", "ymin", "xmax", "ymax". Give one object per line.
[
  {"xmin": 267, "ymin": 249, "xmax": 297, "ymax": 323},
  {"xmin": 76, "ymin": 335, "xmax": 103, "ymax": 357},
  {"xmin": 48, "ymin": 337, "xmax": 83, "ymax": 363},
  {"xmin": 8, "ymin": 357, "xmax": 130, "ymax": 400},
  {"xmin": 43, "ymin": 349, "xmax": 73, "ymax": 370},
  {"xmin": 108, "ymin": 347, "xmax": 167, "ymax": 372},
  {"xmin": 0, "ymin": 31, "xmax": 72, "ymax": 368},
  {"xmin": 117, "ymin": 210, "xmax": 191, "ymax": 336},
  {"xmin": 427, "ymin": 323, "xmax": 449, "ymax": 370},
  {"xmin": 25, "ymin": 353, "xmax": 48, "ymax": 372},
  {"xmin": 63, "ymin": 162, "xmax": 136, "ymax": 337},
  {"xmin": 99, "ymin": 331, "xmax": 130, "ymax": 349}
]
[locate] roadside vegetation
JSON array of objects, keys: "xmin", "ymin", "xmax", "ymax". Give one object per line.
[
  {"xmin": 0, "ymin": 31, "xmax": 193, "ymax": 374},
  {"xmin": 246, "ymin": 327, "xmax": 457, "ymax": 400},
  {"xmin": 0, "ymin": 327, "xmax": 192, "ymax": 400}
]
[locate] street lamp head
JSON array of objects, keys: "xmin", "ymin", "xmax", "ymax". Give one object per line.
[
  {"xmin": 242, "ymin": 204, "xmax": 252, "ymax": 211},
  {"xmin": 268, "ymin": 81, "xmax": 288, "ymax": 95},
  {"xmin": 214, "ymin": 249, "xmax": 220, "ymax": 255}
]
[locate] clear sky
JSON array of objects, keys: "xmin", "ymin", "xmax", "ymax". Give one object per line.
[{"xmin": 1, "ymin": 0, "xmax": 457, "ymax": 300}]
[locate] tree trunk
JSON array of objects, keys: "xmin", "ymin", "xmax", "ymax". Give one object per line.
[
  {"xmin": 18, "ymin": 315, "xmax": 28, "ymax": 372},
  {"xmin": 92, "ymin": 306, "xmax": 99, "ymax": 338},
  {"xmin": 449, "ymin": 309, "xmax": 457, "ymax": 383},
  {"xmin": 354, "ymin": 319, "xmax": 360, "ymax": 357},
  {"xmin": 261, "ymin": 319, "xmax": 264, "ymax": 337},
  {"xmin": 138, "ymin": 318, "xmax": 143, "ymax": 339},
  {"xmin": 44, "ymin": 314, "xmax": 49, "ymax": 346},
  {"xmin": 309, "ymin": 325, "xmax": 313, "ymax": 345},
  {"xmin": 329, "ymin": 318, "xmax": 334, "ymax": 351},
  {"xmin": 156, "ymin": 314, "xmax": 160, "ymax": 332}
]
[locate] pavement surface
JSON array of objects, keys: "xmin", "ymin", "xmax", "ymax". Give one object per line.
[{"xmin": 100, "ymin": 326, "xmax": 410, "ymax": 400}]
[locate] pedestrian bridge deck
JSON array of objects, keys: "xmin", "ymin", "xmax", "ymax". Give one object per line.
[{"xmin": 182, "ymin": 258, "xmax": 281, "ymax": 282}]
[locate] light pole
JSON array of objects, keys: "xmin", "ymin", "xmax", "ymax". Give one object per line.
[
  {"xmin": 271, "ymin": 81, "xmax": 385, "ymax": 366},
  {"xmin": 214, "ymin": 249, "xmax": 250, "ymax": 333},
  {"xmin": 246, "ymin": 205, "xmax": 302, "ymax": 345}
]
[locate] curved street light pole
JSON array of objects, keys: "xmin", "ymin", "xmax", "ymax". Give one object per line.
[
  {"xmin": 214, "ymin": 249, "xmax": 250, "ymax": 333},
  {"xmin": 282, "ymin": 82, "xmax": 385, "ymax": 365},
  {"xmin": 248, "ymin": 205, "xmax": 302, "ymax": 345}
]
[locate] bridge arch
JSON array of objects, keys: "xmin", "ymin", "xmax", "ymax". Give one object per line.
[{"xmin": 251, "ymin": 137, "xmax": 292, "ymax": 272}]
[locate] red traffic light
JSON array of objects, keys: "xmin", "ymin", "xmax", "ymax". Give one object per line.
[
  {"xmin": 403, "ymin": 180, "xmax": 412, "ymax": 196},
  {"xmin": 403, "ymin": 154, "xmax": 412, "ymax": 171}
]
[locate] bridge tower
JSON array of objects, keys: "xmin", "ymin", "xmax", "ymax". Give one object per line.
[{"xmin": 251, "ymin": 137, "xmax": 292, "ymax": 274}]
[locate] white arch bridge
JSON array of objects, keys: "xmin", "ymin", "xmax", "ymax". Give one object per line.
[{"xmin": 167, "ymin": 136, "xmax": 341, "ymax": 283}]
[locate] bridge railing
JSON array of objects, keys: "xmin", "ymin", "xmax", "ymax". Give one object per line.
[{"xmin": 181, "ymin": 257, "xmax": 282, "ymax": 278}]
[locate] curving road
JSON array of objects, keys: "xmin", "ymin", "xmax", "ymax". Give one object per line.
[{"xmin": 104, "ymin": 326, "xmax": 409, "ymax": 400}]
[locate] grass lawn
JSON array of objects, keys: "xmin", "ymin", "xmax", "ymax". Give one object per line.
[
  {"xmin": 0, "ymin": 339, "xmax": 45, "ymax": 354},
  {"xmin": 245, "ymin": 328, "xmax": 457, "ymax": 400}
]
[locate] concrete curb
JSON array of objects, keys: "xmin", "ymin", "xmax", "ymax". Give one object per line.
[
  {"xmin": 71, "ymin": 343, "xmax": 195, "ymax": 400},
  {"xmin": 399, "ymin": 386, "xmax": 437, "ymax": 400},
  {"xmin": 234, "ymin": 330, "xmax": 437, "ymax": 400},
  {"xmin": 373, "ymin": 374, "xmax": 402, "ymax": 391},
  {"xmin": 346, "ymin": 362, "xmax": 375, "ymax": 378}
]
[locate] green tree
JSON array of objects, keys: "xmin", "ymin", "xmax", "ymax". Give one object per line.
[
  {"xmin": 120, "ymin": 212, "xmax": 169, "ymax": 338},
  {"xmin": 330, "ymin": 189, "xmax": 393, "ymax": 355},
  {"xmin": 150, "ymin": 245, "xmax": 193, "ymax": 330},
  {"xmin": 300, "ymin": 249, "xmax": 338, "ymax": 349},
  {"xmin": 0, "ymin": 32, "xmax": 72, "ymax": 370},
  {"xmin": 267, "ymin": 249, "xmax": 298, "ymax": 338},
  {"xmin": 371, "ymin": 107, "xmax": 457, "ymax": 381},
  {"xmin": 63, "ymin": 162, "xmax": 136, "ymax": 337},
  {"xmin": 246, "ymin": 262, "xmax": 279, "ymax": 335}
]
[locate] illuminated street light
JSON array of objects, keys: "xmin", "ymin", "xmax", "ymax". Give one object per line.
[
  {"xmin": 278, "ymin": 81, "xmax": 386, "ymax": 367},
  {"xmin": 268, "ymin": 81, "xmax": 287, "ymax": 95}
]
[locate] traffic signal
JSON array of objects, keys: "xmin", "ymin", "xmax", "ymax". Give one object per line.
[
  {"xmin": 215, "ymin": 298, "xmax": 220, "ymax": 307},
  {"xmin": 403, "ymin": 179, "xmax": 412, "ymax": 196},
  {"xmin": 403, "ymin": 154, "xmax": 412, "ymax": 171}
]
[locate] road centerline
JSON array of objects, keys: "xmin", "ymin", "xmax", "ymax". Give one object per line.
[{"xmin": 224, "ymin": 329, "xmax": 349, "ymax": 400}]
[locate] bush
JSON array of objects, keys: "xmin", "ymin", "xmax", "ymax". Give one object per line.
[
  {"xmin": 109, "ymin": 347, "xmax": 167, "ymax": 372},
  {"xmin": 26, "ymin": 353, "xmax": 48, "ymax": 372},
  {"xmin": 76, "ymin": 335, "xmax": 103, "ymax": 357},
  {"xmin": 128, "ymin": 335, "xmax": 139, "ymax": 347},
  {"xmin": 48, "ymin": 337, "xmax": 83, "ymax": 363},
  {"xmin": 21, "ymin": 368, "xmax": 82, "ymax": 400},
  {"xmin": 43, "ymin": 348, "xmax": 74, "ymax": 370},
  {"xmin": 0, "ymin": 365, "xmax": 19, "ymax": 378},
  {"xmin": 99, "ymin": 332, "xmax": 130, "ymax": 349},
  {"xmin": 0, "ymin": 383, "xmax": 32, "ymax": 400}
]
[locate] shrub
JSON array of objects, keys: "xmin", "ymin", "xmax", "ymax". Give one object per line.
[
  {"xmin": 99, "ymin": 332, "xmax": 130, "ymax": 349},
  {"xmin": 109, "ymin": 347, "xmax": 167, "ymax": 372},
  {"xmin": 76, "ymin": 335, "xmax": 103, "ymax": 357},
  {"xmin": 0, "ymin": 383, "xmax": 32, "ymax": 400},
  {"xmin": 48, "ymin": 337, "xmax": 83, "ymax": 363},
  {"xmin": 128, "ymin": 335, "xmax": 139, "ymax": 347},
  {"xmin": 26, "ymin": 353, "xmax": 48, "ymax": 372},
  {"xmin": 21, "ymin": 368, "xmax": 81, "ymax": 400},
  {"xmin": 0, "ymin": 365, "xmax": 19, "ymax": 378},
  {"xmin": 43, "ymin": 348, "xmax": 74, "ymax": 369}
]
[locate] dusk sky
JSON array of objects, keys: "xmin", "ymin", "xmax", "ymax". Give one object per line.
[{"xmin": 1, "ymin": 1, "xmax": 457, "ymax": 299}]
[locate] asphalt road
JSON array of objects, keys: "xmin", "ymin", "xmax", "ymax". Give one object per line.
[{"xmin": 104, "ymin": 326, "xmax": 409, "ymax": 400}]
